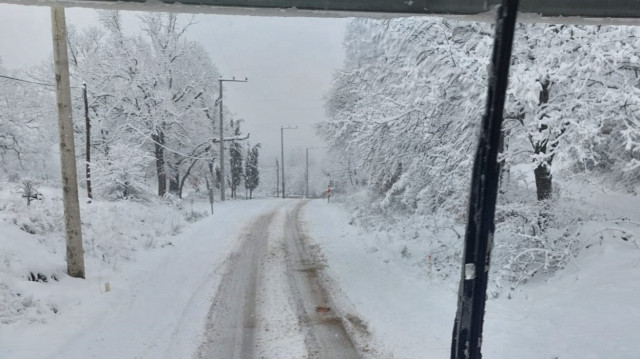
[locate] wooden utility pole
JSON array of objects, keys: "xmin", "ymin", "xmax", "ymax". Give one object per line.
[
  {"xmin": 275, "ymin": 158, "xmax": 280, "ymax": 198},
  {"xmin": 305, "ymin": 147, "xmax": 318, "ymax": 198},
  {"xmin": 217, "ymin": 76, "xmax": 247, "ymax": 201},
  {"xmin": 51, "ymin": 7, "xmax": 85, "ymax": 279},
  {"xmin": 280, "ymin": 125, "xmax": 297, "ymax": 198},
  {"xmin": 83, "ymin": 83, "xmax": 92, "ymax": 200}
]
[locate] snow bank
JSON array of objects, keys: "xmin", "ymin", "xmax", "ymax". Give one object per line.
[
  {"xmin": 302, "ymin": 191, "xmax": 640, "ymax": 358},
  {"xmin": 0, "ymin": 179, "xmax": 281, "ymax": 358},
  {"xmin": 0, "ymin": 183, "xmax": 186, "ymax": 325},
  {"xmin": 302, "ymin": 200, "xmax": 458, "ymax": 358}
]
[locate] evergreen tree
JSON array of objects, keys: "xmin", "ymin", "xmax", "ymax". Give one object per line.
[
  {"xmin": 245, "ymin": 143, "xmax": 261, "ymax": 199},
  {"xmin": 229, "ymin": 121, "xmax": 244, "ymax": 199}
]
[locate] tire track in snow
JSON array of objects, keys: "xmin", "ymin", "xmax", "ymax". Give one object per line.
[
  {"xmin": 195, "ymin": 201, "xmax": 360, "ymax": 358},
  {"xmin": 284, "ymin": 201, "xmax": 360, "ymax": 359},
  {"xmin": 253, "ymin": 208, "xmax": 308, "ymax": 358},
  {"xmin": 195, "ymin": 211, "xmax": 275, "ymax": 359}
]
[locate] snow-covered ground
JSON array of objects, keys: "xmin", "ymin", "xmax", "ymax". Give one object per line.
[
  {"xmin": 0, "ymin": 186, "xmax": 283, "ymax": 359},
  {"xmin": 1, "ymin": 183, "xmax": 639, "ymax": 358},
  {"xmin": 302, "ymin": 200, "xmax": 458, "ymax": 358},
  {"xmin": 301, "ymin": 192, "xmax": 640, "ymax": 359}
]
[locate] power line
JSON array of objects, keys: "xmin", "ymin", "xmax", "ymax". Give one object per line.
[
  {"xmin": 0, "ymin": 74, "xmax": 82, "ymax": 89},
  {"xmin": 0, "ymin": 74, "xmax": 56, "ymax": 87}
]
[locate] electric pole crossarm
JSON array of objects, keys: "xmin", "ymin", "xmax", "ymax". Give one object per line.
[{"xmin": 210, "ymin": 133, "xmax": 250, "ymax": 143}]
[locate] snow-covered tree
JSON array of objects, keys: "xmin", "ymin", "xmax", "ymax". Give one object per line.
[
  {"xmin": 229, "ymin": 120, "xmax": 244, "ymax": 199},
  {"xmin": 321, "ymin": 18, "xmax": 492, "ymax": 214},
  {"xmin": 0, "ymin": 61, "xmax": 57, "ymax": 178},
  {"xmin": 65, "ymin": 11, "xmax": 225, "ymax": 200},
  {"xmin": 321, "ymin": 17, "xmax": 640, "ymax": 285},
  {"xmin": 91, "ymin": 142, "xmax": 152, "ymax": 200},
  {"xmin": 505, "ymin": 24, "xmax": 640, "ymax": 199},
  {"xmin": 323, "ymin": 18, "xmax": 640, "ymax": 211},
  {"xmin": 244, "ymin": 143, "xmax": 261, "ymax": 199}
]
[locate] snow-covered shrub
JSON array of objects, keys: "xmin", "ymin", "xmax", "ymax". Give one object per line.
[
  {"xmin": 161, "ymin": 192, "xmax": 184, "ymax": 211},
  {"xmin": 91, "ymin": 143, "xmax": 153, "ymax": 201},
  {"xmin": 0, "ymin": 283, "xmax": 55, "ymax": 325},
  {"xmin": 15, "ymin": 177, "xmax": 43, "ymax": 206},
  {"xmin": 185, "ymin": 210, "xmax": 207, "ymax": 223},
  {"xmin": 6, "ymin": 191, "xmax": 64, "ymax": 236},
  {"xmin": 492, "ymin": 195, "xmax": 583, "ymax": 289}
]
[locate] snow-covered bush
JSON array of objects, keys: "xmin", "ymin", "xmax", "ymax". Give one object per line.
[
  {"xmin": 15, "ymin": 177, "xmax": 43, "ymax": 207},
  {"xmin": 91, "ymin": 143, "xmax": 153, "ymax": 201},
  {"xmin": 492, "ymin": 188, "xmax": 584, "ymax": 289},
  {"xmin": 0, "ymin": 179, "xmax": 201, "ymax": 323}
]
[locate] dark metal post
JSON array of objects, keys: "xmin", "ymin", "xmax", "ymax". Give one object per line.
[
  {"xmin": 451, "ymin": 1, "xmax": 519, "ymax": 359},
  {"xmin": 208, "ymin": 186, "xmax": 214, "ymax": 215},
  {"xmin": 83, "ymin": 83, "xmax": 92, "ymax": 200}
]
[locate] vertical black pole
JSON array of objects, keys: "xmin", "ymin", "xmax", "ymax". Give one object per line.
[
  {"xmin": 83, "ymin": 83, "xmax": 92, "ymax": 200},
  {"xmin": 451, "ymin": 1, "xmax": 519, "ymax": 359}
]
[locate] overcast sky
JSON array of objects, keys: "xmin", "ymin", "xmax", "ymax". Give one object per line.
[{"xmin": 0, "ymin": 3, "xmax": 347, "ymax": 166}]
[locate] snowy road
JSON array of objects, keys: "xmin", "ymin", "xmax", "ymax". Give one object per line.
[
  {"xmin": 0, "ymin": 199, "xmax": 365, "ymax": 359},
  {"xmin": 4, "ymin": 196, "xmax": 638, "ymax": 359},
  {"xmin": 196, "ymin": 200, "xmax": 359, "ymax": 359}
]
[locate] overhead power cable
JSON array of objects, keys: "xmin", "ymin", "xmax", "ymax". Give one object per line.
[{"xmin": 0, "ymin": 74, "xmax": 81, "ymax": 89}]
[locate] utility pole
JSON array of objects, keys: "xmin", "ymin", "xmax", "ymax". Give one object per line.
[
  {"xmin": 305, "ymin": 147, "xmax": 318, "ymax": 198},
  {"xmin": 280, "ymin": 125, "xmax": 297, "ymax": 199},
  {"xmin": 217, "ymin": 76, "xmax": 247, "ymax": 201},
  {"xmin": 275, "ymin": 158, "xmax": 280, "ymax": 198},
  {"xmin": 83, "ymin": 83, "xmax": 92, "ymax": 200},
  {"xmin": 51, "ymin": 7, "xmax": 85, "ymax": 279}
]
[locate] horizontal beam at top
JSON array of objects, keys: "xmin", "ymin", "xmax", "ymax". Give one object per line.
[{"xmin": 3, "ymin": 0, "xmax": 640, "ymax": 23}]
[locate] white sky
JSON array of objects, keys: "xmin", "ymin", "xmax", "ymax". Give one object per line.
[{"xmin": 0, "ymin": 3, "xmax": 346, "ymax": 164}]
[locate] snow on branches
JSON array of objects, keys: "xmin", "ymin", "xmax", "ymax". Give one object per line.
[{"xmin": 321, "ymin": 17, "xmax": 640, "ymax": 286}]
